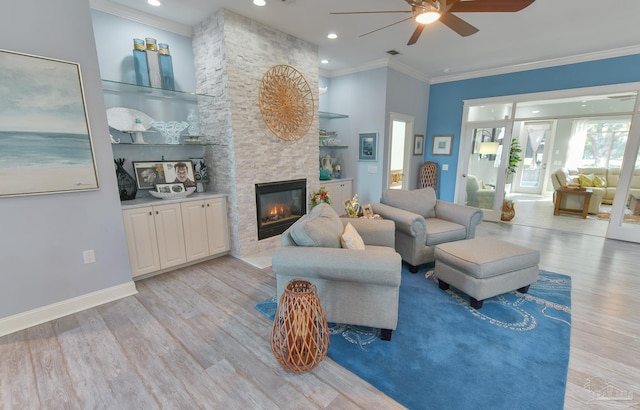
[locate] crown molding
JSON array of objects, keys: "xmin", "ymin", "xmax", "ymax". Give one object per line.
[
  {"xmin": 430, "ymin": 45, "xmax": 640, "ymax": 84},
  {"xmin": 322, "ymin": 58, "xmax": 430, "ymax": 83},
  {"xmin": 89, "ymin": 0, "xmax": 193, "ymax": 37}
]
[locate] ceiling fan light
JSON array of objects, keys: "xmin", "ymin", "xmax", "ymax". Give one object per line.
[{"xmin": 415, "ymin": 10, "xmax": 441, "ymax": 24}]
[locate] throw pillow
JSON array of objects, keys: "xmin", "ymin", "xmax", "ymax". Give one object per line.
[
  {"xmin": 578, "ymin": 173, "xmax": 595, "ymax": 187},
  {"xmin": 340, "ymin": 222, "xmax": 365, "ymax": 250},
  {"xmin": 290, "ymin": 203, "xmax": 343, "ymax": 248},
  {"xmin": 593, "ymin": 175, "xmax": 607, "ymax": 187},
  {"xmin": 381, "ymin": 187, "xmax": 437, "ymax": 218}
]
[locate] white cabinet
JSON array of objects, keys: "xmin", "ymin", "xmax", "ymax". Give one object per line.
[
  {"xmin": 181, "ymin": 197, "xmax": 230, "ymax": 262},
  {"xmin": 321, "ymin": 179, "xmax": 353, "ymax": 216},
  {"xmin": 122, "ymin": 203, "xmax": 186, "ymax": 277},
  {"xmin": 122, "ymin": 194, "xmax": 229, "ymax": 278},
  {"xmin": 204, "ymin": 197, "xmax": 230, "ymax": 255}
]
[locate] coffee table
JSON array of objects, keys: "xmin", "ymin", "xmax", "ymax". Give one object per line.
[{"xmin": 554, "ymin": 188, "xmax": 592, "ymax": 219}]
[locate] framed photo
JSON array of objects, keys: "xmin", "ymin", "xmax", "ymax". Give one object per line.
[
  {"xmin": 133, "ymin": 160, "xmax": 196, "ymax": 190},
  {"xmin": 0, "ymin": 49, "xmax": 98, "ymax": 197},
  {"xmin": 362, "ymin": 203, "xmax": 374, "ymax": 218},
  {"xmin": 156, "ymin": 183, "xmax": 185, "ymax": 193},
  {"xmin": 133, "ymin": 162, "xmax": 166, "ymax": 189},
  {"xmin": 359, "ymin": 132, "xmax": 378, "ymax": 161},
  {"xmin": 413, "ymin": 134, "xmax": 425, "ymax": 156},
  {"xmin": 432, "ymin": 134, "xmax": 453, "ymax": 156},
  {"xmin": 163, "ymin": 161, "xmax": 197, "ymax": 188}
]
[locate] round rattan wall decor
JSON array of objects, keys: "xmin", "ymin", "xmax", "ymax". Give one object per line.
[{"xmin": 258, "ymin": 64, "xmax": 314, "ymax": 142}]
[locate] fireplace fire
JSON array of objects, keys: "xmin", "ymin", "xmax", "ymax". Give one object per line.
[{"xmin": 255, "ymin": 179, "xmax": 306, "ymax": 240}]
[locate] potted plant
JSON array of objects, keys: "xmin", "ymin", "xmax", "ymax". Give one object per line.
[{"xmin": 502, "ymin": 138, "xmax": 522, "ymax": 221}]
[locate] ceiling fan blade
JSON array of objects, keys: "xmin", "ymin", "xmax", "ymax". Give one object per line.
[
  {"xmin": 449, "ymin": 0, "xmax": 535, "ymax": 13},
  {"xmin": 360, "ymin": 16, "xmax": 414, "ymax": 38},
  {"xmin": 330, "ymin": 10, "xmax": 411, "ymax": 15},
  {"xmin": 407, "ymin": 24, "xmax": 426, "ymax": 45},
  {"xmin": 440, "ymin": 13, "xmax": 479, "ymax": 37}
]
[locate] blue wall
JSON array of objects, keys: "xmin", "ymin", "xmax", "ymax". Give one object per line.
[{"xmin": 425, "ymin": 53, "xmax": 640, "ymax": 201}]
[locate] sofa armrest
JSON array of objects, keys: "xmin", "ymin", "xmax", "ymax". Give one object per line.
[
  {"xmin": 272, "ymin": 247, "xmax": 401, "ymax": 287},
  {"xmin": 371, "ymin": 203, "xmax": 426, "ymax": 239},
  {"xmin": 434, "ymin": 200, "xmax": 483, "ymax": 238},
  {"xmin": 341, "ymin": 218, "xmax": 395, "ymax": 247}
]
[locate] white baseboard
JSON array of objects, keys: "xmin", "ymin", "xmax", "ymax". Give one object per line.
[{"xmin": 0, "ymin": 281, "xmax": 138, "ymax": 337}]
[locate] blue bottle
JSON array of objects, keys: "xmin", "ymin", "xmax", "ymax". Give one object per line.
[
  {"xmin": 133, "ymin": 38, "xmax": 150, "ymax": 87},
  {"xmin": 158, "ymin": 43, "xmax": 175, "ymax": 91}
]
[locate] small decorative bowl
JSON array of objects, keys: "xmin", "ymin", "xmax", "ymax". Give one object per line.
[{"xmin": 148, "ymin": 187, "xmax": 197, "ymax": 199}]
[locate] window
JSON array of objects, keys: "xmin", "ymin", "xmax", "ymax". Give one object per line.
[{"xmin": 569, "ymin": 118, "xmax": 630, "ymax": 168}]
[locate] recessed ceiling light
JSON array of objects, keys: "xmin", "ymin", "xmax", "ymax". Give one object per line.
[
  {"xmin": 327, "ymin": 33, "xmax": 338, "ymax": 40},
  {"xmin": 253, "ymin": 0, "xmax": 266, "ymax": 6},
  {"xmin": 148, "ymin": 0, "xmax": 161, "ymax": 6},
  {"xmin": 321, "ymin": 59, "xmax": 329, "ymax": 64}
]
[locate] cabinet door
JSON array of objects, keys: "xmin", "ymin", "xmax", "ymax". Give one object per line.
[
  {"xmin": 153, "ymin": 203, "xmax": 187, "ymax": 269},
  {"xmin": 122, "ymin": 207, "xmax": 161, "ymax": 277},
  {"xmin": 322, "ymin": 180, "xmax": 353, "ymax": 216},
  {"xmin": 205, "ymin": 197, "xmax": 230, "ymax": 255},
  {"xmin": 181, "ymin": 200, "xmax": 210, "ymax": 262}
]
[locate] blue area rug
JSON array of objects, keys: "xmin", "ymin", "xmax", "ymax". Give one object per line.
[{"xmin": 256, "ymin": 267, "xmax": 571, "ymax": 410}]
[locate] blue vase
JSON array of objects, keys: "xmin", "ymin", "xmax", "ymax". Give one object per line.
[
  {"xmin": 158, "ymin": 43, "xmax": 175, "ymax": 91},
  {"xmin": 133, "ymin": 38, "xmax": 150, "ymax": 87}
]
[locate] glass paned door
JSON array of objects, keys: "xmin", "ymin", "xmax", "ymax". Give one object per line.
[
  {"xmin": 606, "ymin": 113, "xmax": 640, "ymax": 243},
  {"xmin": 513, "ymin": 121, "xmax": 554, "ymax": 195},
  {"xmin": 456, "ymin": 123, "xmax": 511, "ymax": 221}
]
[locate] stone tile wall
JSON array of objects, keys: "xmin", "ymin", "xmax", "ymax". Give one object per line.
[{"xmin": 193, "ymin": 9, "xmax": 320, "ymax": 257}]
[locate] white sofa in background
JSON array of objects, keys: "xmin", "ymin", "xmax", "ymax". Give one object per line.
[{"xmin": 550, "ymin": 167, "xmax": 640, "ymax": 214}]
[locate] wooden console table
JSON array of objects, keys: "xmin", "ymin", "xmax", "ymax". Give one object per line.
[
  {"xmin": 554, "ymin": 188, "xmax": 592, "ymax": 219},
  {"xmin": 629, "ymin": 193, "xmax": 640, "ymax": 216}
]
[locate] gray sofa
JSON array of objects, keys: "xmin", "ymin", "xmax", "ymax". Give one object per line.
[
  {"xmin": 272, "ymin": 203, "xmax": 402, "ymax": 341},
  {"xmin": 372, "ymin": 188, "xmax": 483, "ymax": 273}
]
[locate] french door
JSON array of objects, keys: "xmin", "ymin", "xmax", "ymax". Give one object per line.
[
  {"xmin": 512, "ymin": 121, "xmax": 555, "ymax": 195},
  {"xmin": 606, "ymin": 112, "xmax": 640, "ymax": 242},
  {"xmin": 456, "ymin": 121, "xmax": 512, "ymax": 222}
]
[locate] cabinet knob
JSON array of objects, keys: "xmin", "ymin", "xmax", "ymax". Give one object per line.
[
  {"xmin": 202, "ymin": 204, "xmax": 205, "ymax": 208},
  {"xmin": 148, "ymin": 211, "xmax": 152, "ymax": 216},
  {"xmin": 207, "ymin": 203, "xmax": 210, "ymax": 207},
  {"xmin": 155, "ymin": 211, "xmax": 159, "ymax": 215}
]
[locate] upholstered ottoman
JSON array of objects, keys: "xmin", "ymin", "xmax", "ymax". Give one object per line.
[{"xmin": 434, "ymin": 238, "xmax": 540, "ymax": 309}]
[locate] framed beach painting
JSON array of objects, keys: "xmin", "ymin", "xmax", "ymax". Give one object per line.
[
  {"xmin": 358, "ymin": 132, "xmax": 378, "ymax": 161},
  {"xmin": 0, "ymin": 49, "xmax": 98, "ymax": 197}
]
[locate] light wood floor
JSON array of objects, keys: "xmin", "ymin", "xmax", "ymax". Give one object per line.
[{"xmin": 1, "ymin": 222, "xmax": 639, "ymax": 409}]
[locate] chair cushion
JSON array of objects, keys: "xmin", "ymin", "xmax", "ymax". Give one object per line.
[
  {"xmin": 340, "ymin": 222, "xmax": 365, "ymax": 250},
  {"xmin": 290, "ymin": 203, "xmax": 343, "ymax": 248},
  {"xmin": 381, "ymin": 188, "xmax": 436, "ymax": 218},
  {"xmin": 424, "ymin": 218, "xmax": 467, "ymax": 246}
]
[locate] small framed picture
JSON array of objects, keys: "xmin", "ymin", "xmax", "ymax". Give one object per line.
[
  {"xmin": 358, "ymin": 132, "xmax": 378, "ymax": 161},
  {"xmin": 362, "ymin": 203, "xmax": 374, "ymax": 218},
  {"xmin": 156, "ymin": 182, "xmax": 185, "ymax": 193},
  {"xmin": 432, "ymin": 134, "xmax": 453, "ymax": 156},
  {"xmin": 133, "ymin": 162, "xmax": 166, "ymax": 189},
  {"xmin": 413, "ymin": 134, "xmax": 424, "ymax": 156}
]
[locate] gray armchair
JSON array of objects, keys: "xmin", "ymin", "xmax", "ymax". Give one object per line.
[
  {"xmin": 272, "ymin": 203, "xmax": 402, "ymax": 341},
  {"xmin": 372, "ymin": 188, "xmax": 483, "ymax": 273}
]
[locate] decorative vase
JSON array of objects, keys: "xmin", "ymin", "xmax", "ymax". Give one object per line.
[
  {"xmin": 501, "ymin": 199, "xmax": 515, "ymax": 221},
  {"xmin": 150, "ymin": 120, "xmax": 189, "ymax": 144},
  {"xmin": 114, "ymin": 158, "xmax": 137, "ymax": 201},
  {"xmin": 271, "ymin": 279, "xmax": 329, "ymax": 373}
]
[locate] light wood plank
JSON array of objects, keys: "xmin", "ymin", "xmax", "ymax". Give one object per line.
[{"xmin": 1, "ymin": 219, "xmax": 638, "ymax": 409}]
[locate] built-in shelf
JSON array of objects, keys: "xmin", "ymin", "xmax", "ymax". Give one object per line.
[
  {"xmin": 319, "ymin": 145, "xmax": 348, "ymax": 149},
  {"xmin": 101, "ymin": 79, "xmax": 213, "ymax": 102},
  {"xmin": 319, "ymin": 111, "xmax": 348, "ymax": 120}
]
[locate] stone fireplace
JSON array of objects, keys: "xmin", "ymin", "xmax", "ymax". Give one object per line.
[
  {"xmin": 255, "ymin": 179, "xmax": 306, "ymax": 240},
  {"xmin": 192, "ymin": 10, "xmax": 320, "ymax": 258}
]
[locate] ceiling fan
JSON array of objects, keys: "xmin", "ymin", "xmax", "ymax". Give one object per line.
[{"xmin": 330, "ymin": 0, "xmax": 536, "ymax": 45}]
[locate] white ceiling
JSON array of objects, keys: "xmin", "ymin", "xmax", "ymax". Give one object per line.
[{"xmin": 94, "ymin": 0, "xmax": 640, "ymax": 82}]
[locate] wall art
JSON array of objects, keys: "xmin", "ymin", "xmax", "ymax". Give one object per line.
[
  {"xmin": 358, "ymin": 132, "xmax": 378, "ymax": 161},
  {"xmin": 0, "ymin": 49, "xmax": 98, "ymax": 197},
  {"xmin": 432, "ymin": 134, "xmax": 453, "ymax": 156}
]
